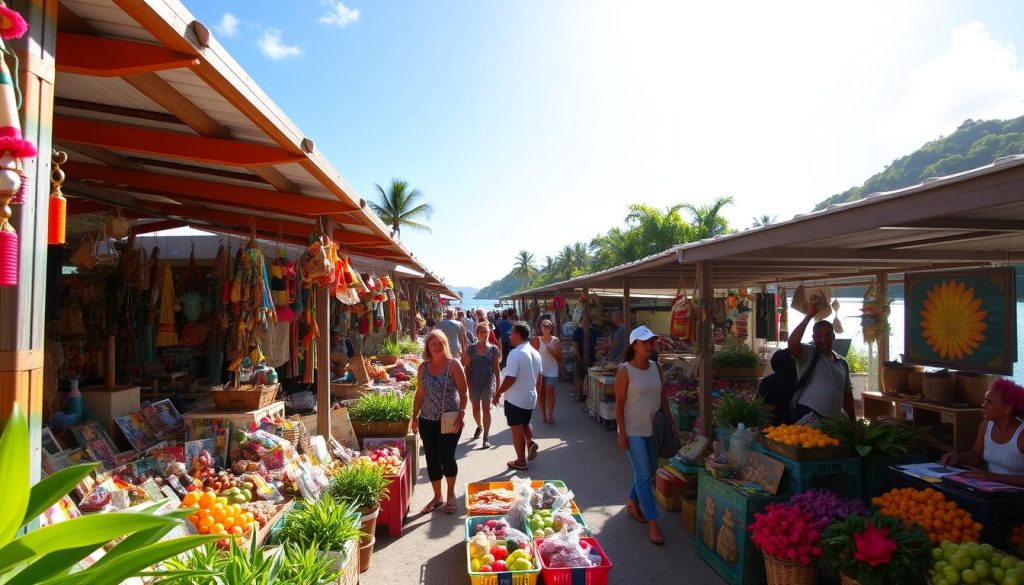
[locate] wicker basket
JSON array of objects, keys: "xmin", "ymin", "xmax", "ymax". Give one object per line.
[
  {"xmin": 840, "ymin": 575, "xmax": 859, "ymax": 585},
  {"xmin": 907, "ymin": 367, "xmax": 924, "ymax": 395},
  {"xmin": 882, "ymin": 366, "xmax": 909, "ymax": 396},
  {"xmin": 282, "ymin": 414, "xmax": 305, "ymax": 446},
  {"xmin": 955, "ymin": 371, "xmax": 990, "ymax": 407},
  {"xmin": 211, "ymin": 383, "xmax": 279, "ymax": 410},
  {"xmin": 350, "ymin": 419, "xmax": 411, "ymax": 438},
  {"xmin": 375, "ymin": 355, "xmax": 400, "ymax": 366},
  {"xmin": 922, "ymin": 373, "xmax": 955, "ymax": 403},
  {"xmin": 763, "ymin": 553, "xmax": 819, "ymax": 585}
]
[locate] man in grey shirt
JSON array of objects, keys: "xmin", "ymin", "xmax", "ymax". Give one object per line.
[
  {"xmin": 608, "ymin": 311, "xmax": 628, "ymax": 363},
  {"xmin": 439, "ymin": 308, "xmax": 469, "ymax": 359},
  {"xmin": 787, "ymin": 301, "xmax": 854, "ymax": 422}
]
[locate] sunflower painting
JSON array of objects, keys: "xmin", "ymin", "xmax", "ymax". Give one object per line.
[{"xmin": 905, "ymin": 267, "xmax": 1017, "ymax": 374}]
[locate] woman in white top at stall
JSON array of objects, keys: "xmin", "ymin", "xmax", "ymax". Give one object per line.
[
  {"xmin": 941, "ymin": 379, "xmax": 1024, "ymax": 486},
  {"xmin": 614, "ymin": 325, "xmax": 676, "ymax": 546},
  {"xmin": 530, "ymin": 319, "xmax": 562, "ymax": 424}
]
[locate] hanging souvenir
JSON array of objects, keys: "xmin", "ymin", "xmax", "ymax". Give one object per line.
[{"xmin": 155, "ymin": 263, "xmax": 178, "ymax": 347}]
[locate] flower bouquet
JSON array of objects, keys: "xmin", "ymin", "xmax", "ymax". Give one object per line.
[
  {"xmin": 750, "ymin": 502, "xmax": 822, "ymax": 584},
  {"xmin": 820, "ymin": 513, "xmax": 931, "ymax": 585},
  {"xmin": 789, "ymin": 489, "xmax": 869, "ymax": 530}
]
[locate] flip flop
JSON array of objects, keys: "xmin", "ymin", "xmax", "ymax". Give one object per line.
[
  {"xmin": 444, "ymin": 500, "xmax": 457, "ymax": 514},
  {"xmin": 507, "ymin": 460, "xmax": 528, "ymax": 471},
  {"xmin": 527, "ymin": 441, "xmax": 539, "ymax": 461},
  {"xmin": 420, "ymin": 500, "xmax": 443, "ymax": 514},
  {"xmin": 481, "ymin": 441, "xmax": 492, "ymax": 449}
]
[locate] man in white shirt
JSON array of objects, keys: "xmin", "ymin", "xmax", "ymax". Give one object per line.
[
  {"xmin": 787, "ymin": 300, "xmax": 854, "ymax": 423},
  {"xmin": 493, "ymin": 322, "xmax": 543, "ymax": 471}
]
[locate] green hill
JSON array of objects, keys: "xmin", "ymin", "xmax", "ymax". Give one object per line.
[
  {"xmin": 814, "ymin": 116, "xmax": 1024, "ymax": 210},
  {"xmin": 475, "ymin": 270, "xmax": 527, "ymax": 299}
]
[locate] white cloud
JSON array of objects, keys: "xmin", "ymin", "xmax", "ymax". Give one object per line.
[
  {"xmin": 213, "ymin": 13, "xmax": 239, "ymax": 38},
  {"xmin": 879, "ymin": 21, "xmax": 1024, "ymax": 153},
  {"xmin": 257, "ymin": 28, "xmax": 302, "ymax": 60},
  {"xmin": 319, "ymin": 1, "xmax": 360, "ymax": 27}
]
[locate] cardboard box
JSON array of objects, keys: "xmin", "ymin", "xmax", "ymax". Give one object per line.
[
  {"xmin": 656, "ymin": 468, "xmax": 685, "ymax": 499},
  {"xmin": 681, "ymin": 497, "xmax": 696, "ymax": 534}
]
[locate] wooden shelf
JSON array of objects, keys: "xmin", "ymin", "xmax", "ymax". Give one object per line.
[{"xmin": 861, "ymin": 392, "xmax": 982, "ymax": 453}]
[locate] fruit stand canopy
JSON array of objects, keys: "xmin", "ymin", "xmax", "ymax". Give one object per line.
[
  {"xmin": 53, "ymin": 0, "xmax": 453, "ymax": 295},
  {"xmin": 511, "ymin": 154, "xmax": 1024, "ymax": 297}
]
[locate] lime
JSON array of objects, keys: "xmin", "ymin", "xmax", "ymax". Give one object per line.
[
  {"xmin": 994, "ymin": 567, "xmax": 1006, "ymax": 583},
  {"xmin": 975, "ymin": 560, "xmax": 991, "ymax": 579},
  {"xmin": 934, "ymin": 548, "xmax": 947, "ymax": 560},
  {"xmin": 935, "ymin": 561, "xmax": 950, "ymax": 572},
  {"xmin": 962, "ymin": 568, "xmax": 978, "ymax": 584},
  {"xmin": 943, "ymin": 566, "xmax": 961, "ymax": 585}
]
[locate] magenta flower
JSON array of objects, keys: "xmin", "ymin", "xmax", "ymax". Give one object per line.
[{"xmin": 853, "ymin": 524, "xmax": 897, "ymax": 567}]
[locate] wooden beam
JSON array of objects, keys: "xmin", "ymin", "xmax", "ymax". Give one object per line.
[
  {"xmin": 740, "ymin": 247, "xmax": 1024, "ymax": 263},
  {"xmin": 622, "ymin": 279, "xmax": 631, "ymax": 330},
  {"xmin": 883, "ymin": 231, "xmax": 1008, "ymax": 250},
  {"xmin": 251, "ymin": 166, "xmax": 300, "ymax": 192},
  {"xmin": 55, "ymin": 97, "xmax": 186, "ymax": 126},
  {"xmin": 132, "ymin": 220, "xmax": 185, "ymax": 234},
  {"xmin": 63, "ymin": 161, "xmax": 356, "ymax": 215},
  {"xmin": 64, "ymin": 145, "xmax": 147, "ymax": 170},
  {"xmin": 889, "ymin": 218, "xmax": 1024, "ymax": 232},
  {"xmin": 55, "ymin": 116, "xmax": 305, "ymax": 166},
  {"xmin": 697, "ymin": 261, "xmax": 713, "ymax": 438},
  {"xmin": 57, "ymin": 32, "xmax": 198, "ymax": 77},
  {"xmin": 123, "ymin": 72, "xmax": 229, "ymax": 137},
  {"xmin": 125, "ymin": 157, "xmax": 269, "ymax": 184}
]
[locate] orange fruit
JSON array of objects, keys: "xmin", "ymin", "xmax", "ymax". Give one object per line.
[
  {"xmin": 212, "ymin": 523, "xmax": 225, "ymax": 534},
  {"xmin": 223, "ymin": 516, "xmax": 235, "ymax": 529},
  {"xmin": 230, "ymin": 525, "xmax": 244, "ymax": 537},
  {"xmin": 198, "ymin": 523, "xmax": 211, "ymax": 534}
]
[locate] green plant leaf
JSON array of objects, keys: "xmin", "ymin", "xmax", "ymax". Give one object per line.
[
  {"xmin": 22, "ymin": 463, "xmax": 99, "ymax": 528},
  {"xmin": 45, "ymin": 534, "xmax": 219, "ymax": 585},
  {"xmin": 0, "ymin": 513, "xmax": 177, "ymax": 574},
  {"xmin": 88, "ymin": 521, "xmax": 181, "ymax": 569},
  {"xmin": 3, "ymin": 543, "xmax": 102, "ymax": 585},
  {"xmin": 855, "ymin": 445, "xmax": 872, "ymax": 457},
  {"xmin": 0, "ymin": 404, "xmax": 30, "ymax": 546}
]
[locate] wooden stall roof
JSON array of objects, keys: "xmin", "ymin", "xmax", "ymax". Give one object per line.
[
  {"xmin": 513, "ymin": 154, "xmax": 1024, "ymax": 297},
  {"xmin": 54, "ymin": 0, "xmax": 453, "ymax": 295}
]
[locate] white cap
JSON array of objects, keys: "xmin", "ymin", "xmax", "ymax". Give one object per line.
[{"xmin": 628, "ymin": 325, "xmax": 659, "ymax": 345}]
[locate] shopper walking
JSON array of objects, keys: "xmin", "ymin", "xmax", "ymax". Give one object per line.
[
  {"xmin": 615, "ymin": 325, "xmax": 675, "ymax": 545},
  {"xmin": 530, "ymin": 319, "xmax": 562, "ymax": 424},
  {"xmin": 493, "ymin": 322, "xmax": 542, "ymax": 471},
  {"xmin": 438, "ymin": 308, "xmax": 469, "ymax": 359},
  {"xmin": 498, "ymin": 310, "xmax": 514, "ymax": 367},
  {"xmin": 412, "ymin": 330, "xmax": 469, "ymax": 515},
  {"xmin": 462, "ymin": 321, "xmax": 501, "ymax": 448},
  {"xmin": 608, "ymin": 311, "xmax": 628, "ymax": 363}
]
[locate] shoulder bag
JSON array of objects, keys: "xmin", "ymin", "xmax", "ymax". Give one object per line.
[{"xmin": 439, "ymin": 362, "xmax": 460, "ymax": 434}]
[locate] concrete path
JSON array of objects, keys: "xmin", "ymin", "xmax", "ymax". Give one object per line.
[{"xmin": 360, "ymin": 380, "xmax": 725, "ymax": 584}]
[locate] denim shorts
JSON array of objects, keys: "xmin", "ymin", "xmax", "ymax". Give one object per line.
[{"xmin": 542, "ymin": 376, "xmax": 559, "ymax": 386}]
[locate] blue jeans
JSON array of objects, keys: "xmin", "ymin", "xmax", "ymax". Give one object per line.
[{"xmin": 626, "ymin": 435, "xmax": 658, "ymax": 521}]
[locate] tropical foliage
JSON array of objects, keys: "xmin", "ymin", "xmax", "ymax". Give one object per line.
[
  {"xmin": 815, "ymin": 116, "xmax": 1024, "ymax": 210},
  {"xmin": 368, "ymin": 179, "xmax": 434, "ymax": 236},
  {"xmin": 512, "ymin": 250, "xmax": 537, "ymax": 284}
]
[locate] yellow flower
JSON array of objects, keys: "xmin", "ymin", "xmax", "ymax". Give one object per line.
[{"xmin": 920, "ymin": 280, "xmax": 987, "ymax": 360}]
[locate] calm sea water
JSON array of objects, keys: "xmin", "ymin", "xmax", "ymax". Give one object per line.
[{"xmin": 459, "ymin": 299, "xmax": 503, "ymax": 312}]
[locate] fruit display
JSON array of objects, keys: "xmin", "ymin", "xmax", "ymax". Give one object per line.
[
  {"xmin": 528, "ymin": 509, "xmax": 557, "ymax": 538},
  {"xmin": 468, "ymin": 533, "xmax": 535, "ymax": 573},
  {"xmin": 930, "ymin": 541, "xmax": 1024, "ymax": 585},
  {"xmin": 351, "ymin": 446, "xmax": 404, "ymax": 476},
  {"xmin": 763, "ymin": 424, "xmax": 841, "ymax": 448},
  {"xmin": 181, "ymin": 489, "xmax": 257, "ymax": 539},
  {"xmin": 468, "ymin": 488, "xmax": 517, "ymax": 515},
  {"xmin": 472, "ymin": 517, "xmax": 511, "ymax": 540},
  {"xmin": 241, "ymin": 501, "xmax": 279, "ymax": 526},
  {"xmin": 872, "ymin": 488, "xmax": 982, "ymax": 544}
]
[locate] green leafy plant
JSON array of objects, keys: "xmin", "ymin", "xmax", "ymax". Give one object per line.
[
  {"xmin": 0, "ymin": 404, "xmax": 217, "ymax": 585},
  {"xmin": 277, "ymin": 498, "xmax": 363, "ymax": 552},
  {"xmin": 712, "ymin": 343, "xmax": 762, "ymax": 368},
  {"xmin": 347, "ymin": 392, "xmax": 413, "ymax": 422},
  {"xmin": 159, "ymin": 535, "xmax": 339, "ymax": 585},
  {"xmin": 820, "ymin": 513, "xmax": 931, "ymax": 585},
  {"xmin": 847, "ymin": 347, "xmax": 869, "ymax": 374},
  {"xmin": 819, "ymin": 416, "xmax": 922, "ymax": 458},
  {"xmin": 398, "ymin": 336, "xmax": 422, "ymax": 355},
  {"xmin": 327, "ymin": 464, "xmax": 391, "ymax": 511},
  {"xmin": 378, "ymin": 338, "xmax": 404, "ymax": 356},
  {"xmin": 713, "ymin": 393, "xmax": 771, "ymax": 429}
]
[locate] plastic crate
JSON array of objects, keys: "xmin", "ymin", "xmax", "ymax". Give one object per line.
[
  {"xmin": 752, "ymin": 443, "xmax": 862, "ymax": 499},
  {"xmin": 467, "ymin": 515, "xmax": 514, "ymax": 540},
  {"xmin": 861, "ymin": 451, "xmax": 927, "ymax": 501},
  {"xmin": 524, "ymin": 512, "xmax": 591, "ymax": 537},
  {"xmin": 536, "ymin": 536, "xmax": 613, "ymax": 585},
  {"xmin": 669, "ymin": 402, "xmax": 700, "ymax": 433},
  {"xmin": 467, "ymin": 539, "xmax": 540, "ymax": 585},
  {"xmin": 466, "ymin": 481, "xmax": 579, "ymax": 516}
]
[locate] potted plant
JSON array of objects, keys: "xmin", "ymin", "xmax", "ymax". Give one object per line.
[
  {"xmin": 750, "ymin": 502, "xmax": 823, "ymax": 584},
  {"xmin": 161, "ymin": 536, "xmax": 344, "ymax": 585},
  {"xmin": 398, "ymin": 336, "xmax": 422, "ymax": 356},
  {"xmin": 820, "ymin": 513, "xmax": 931, "ymax": 585},
  {"xmin": 713, "ymin": 392, "xmax": 771, "ymax": 449},
  {"xmin": 819, "ymin": 417, "xmax": 925, "ymax": 500},
  {"xmin": 375, "ymin": 338, "xmax": 403, "ymax": 366},
  {"xmin": 327, "ymin": 463, "xmax": 391, "ymax": 572},
  {"xmin": 346, "ymin": 392, "xmax": 414, "ymax": 437},
  {"xmin": 277, "ymin": 497, "xmax": 364, "ymax": 579},
  {"xmin": 712, "ymin": 342, "xmax": 765, "ymax": 378}
]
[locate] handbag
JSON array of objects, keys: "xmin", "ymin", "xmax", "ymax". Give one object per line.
[{"xmin": 438, "ymin": 363, "xmax": 460, "ymax": 434}]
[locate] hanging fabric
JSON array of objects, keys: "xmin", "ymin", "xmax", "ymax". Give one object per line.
[{"xmin": 155, "ymin": 262, "xmax": 178, "ymax": 347}]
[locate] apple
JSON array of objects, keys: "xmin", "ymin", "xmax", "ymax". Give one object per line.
[
  {"xmin": 479, "ymin": 565, "xmax": 492, "ymax": 573},
  {"xmin": 493, "ymin": 548, "xmax": 508, "ymax": 561},
  {"xmin": 493, "ymin": 560, "xmax": 507, "ymax": 572},
  {"xmin": 481, "ymin": 554, "xmax": 495, "ymax": 566}
]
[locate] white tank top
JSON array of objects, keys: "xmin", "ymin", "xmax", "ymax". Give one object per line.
[
  {"xmin": 984, "ymin": 420, "xmax": 1024, "ymax": 475},
  {"xmin": 536, "ymin": 337, "xmax": 559, "ymax": 376},
  {"xmin": 621, "ymin": 360, "xmax": 662, "ymax": 437}
]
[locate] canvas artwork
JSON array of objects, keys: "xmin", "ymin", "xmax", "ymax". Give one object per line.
[
  {"xmin": 905, "ymin": 267, "xmax": 1017, "ymax": 374},
  {"xmin": 115, "ymin": 412, "xmax": 157, "ymax": 451},
  {"xmin": 71, "ymin": 421, "xmax": 123, "ymax": 471}
]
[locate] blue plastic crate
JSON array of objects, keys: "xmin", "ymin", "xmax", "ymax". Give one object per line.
[
  {"xmin": 861, "ymin": 451, "xmax": 927, "ymax": 501},
  {"xmin": 753, "ymin": 443, "xmax": 862, "ymax": 499}
]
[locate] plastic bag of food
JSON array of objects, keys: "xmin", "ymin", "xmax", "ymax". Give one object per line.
[
  {"xmin": 504, "ymin": 527, "xmax": 532, "ymax": 554},
  {"xmin": 550, "ymin": 494, "xmax": 582, "ymax": 533},
  {"xmin": 505, "ymin": 476, "xmax": 535, "ymax": 531},
  {"xmin": 539, "ymin": 526, "xmax": 593, "ymax": 568},
  {"xmin": 531, "ymin": 482, "xmax": 572, "ymax": 510}
]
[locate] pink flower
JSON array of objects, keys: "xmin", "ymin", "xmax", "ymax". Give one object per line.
[
  {"xmin": 854, "ymin": 524, "xmax": 897, "ymax": 567},
  {"xmin": 0, "ymin": 6, "xmax": 27, "ymax": 40}
]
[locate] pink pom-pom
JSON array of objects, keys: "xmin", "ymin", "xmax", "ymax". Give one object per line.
[
  {"xmin": 0, "ymin": 6, "xmax": 27, "ymax": 40},
  {"xmin": 0, "ymin": 127, "xmax": 36, "ymax": 159}
]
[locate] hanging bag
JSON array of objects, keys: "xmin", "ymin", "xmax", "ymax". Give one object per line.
[
  {"xmin": 670, "ymin": 287, "xmax": 692, "ymax": 340},
  {"xmin": 439, "ymin": 363, "xmax": 460, "ymax": 434}
]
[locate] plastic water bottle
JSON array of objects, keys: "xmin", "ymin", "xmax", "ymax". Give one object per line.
[
  {"xmin": 66, "ymin": 378, "xmax": 83, "ymax": 423},
  {"xmin": 730, "ymin": 423, "xmax": 753, "ymax": 469}
]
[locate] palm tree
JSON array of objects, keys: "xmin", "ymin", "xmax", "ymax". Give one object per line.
[
  {"xmin": 539, "ymin": 256, "xmax": 556, "ymax": 280},
  {"xmin": 751, "ymin": 214, "xmax": 777, "ymax": 228},
  {"xmin": 555, "ymin": 245, "xmax": 574, "ymax": 279},
  {"xmin": 569, "ymin": 242, "xmax": 591, "ymax": 275},
  {"xmin": 624, "ymin": 204, "xmax": 692, "ymax": 254},
  {"xmin": 368, "ymin": 179, "xmax": 434, "ymax": 237},
  {"xmin": 684, "ymin": 196, "xmax": 734, "ymax": 240},
  {"xmin": 512, "ymin": 250, "xmax": 537, "ymax": 284}
]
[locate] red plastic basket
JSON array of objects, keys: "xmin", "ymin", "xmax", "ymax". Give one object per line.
[{"xmin": 536, "ymin": 536, "xmax": 613, "ymax": 585}]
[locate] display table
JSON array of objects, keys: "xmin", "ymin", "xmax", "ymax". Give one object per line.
[
  {"xmin": 862, "ymin": 391, "xmax": 983, "ymax": 452},
  {"xmin": 378, "ymin": 458, "xmax": 411, "ymax": 536},
  {"xmin": 889, "ymin": 467, "xmax": 1024, "ymax": 546},
  {"xmin": 81, "ymin": 384, "xmax": 141, "ymax": 437},
  {"xmin": 695, "ymin": 470, "xmax": 785, "ymax": 585},
  {"xmin": 183, "ymin": 401, "xmax": 286, "ymax": 461}
]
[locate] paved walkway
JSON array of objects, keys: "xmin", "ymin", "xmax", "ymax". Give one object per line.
[{"xmin": 360, "ymin": 379, "xmax": 724, "ymax": 584}]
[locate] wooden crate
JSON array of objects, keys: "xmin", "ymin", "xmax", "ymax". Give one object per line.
[
  {"xmin": 763, "ymin": 437, "xmax": 850, "ymax": 460},
  {"xmin": 183, "ymin": 401, "xmax": 285, "ymax": 462},
  {"xmin": 695, "ymin": 470, "xmax": 785, "ymax": 585},
  {"xmin": 80, "ymin": 385, "xmax": 141, "ymax": 437},
  {"xmin": 681, "ymin": 497, "xmax": 696, "ymax": 534}
]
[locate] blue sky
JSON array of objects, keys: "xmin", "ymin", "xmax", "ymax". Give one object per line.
[{"xmin": 188, "ymin": 1, "xmax": 1024, "ymax": 289}]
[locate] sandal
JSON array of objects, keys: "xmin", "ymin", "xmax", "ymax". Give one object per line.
[
  {"xmin": 507, "ymin": 460, "xmax": 528, "ymax": 471},
  {"xmin": 481, "ymin": 441, "xmax": 492, "ymax": 449},
  {"xmin": 420, "ymin": 500, "xmax": 443, "ymax": 514},
  {"xmin": 444, "ymin": 500, "xmax": 457, "ymax": 515},
  {"xmin": 473, "ymin": 427, "xmax": 482, "ymax": 440},
  {"xmin": 527, "ymin": 441, "xmax": 539, "ymax": 461}
]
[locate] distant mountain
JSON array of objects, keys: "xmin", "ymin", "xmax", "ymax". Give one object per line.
[
  {"xmin": 814, "ymin": 116, "xmax": 1024, "ymax": 210},
  {"xmin": 452, "ymin": 286, "xmax": 480, "ymax": 300},
  {"xmin": 475, "ymin": 270, "xmax": 526, "ymax": 299}
]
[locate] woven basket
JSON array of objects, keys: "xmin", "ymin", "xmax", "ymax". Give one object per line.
[
  {"xmin": 882, "ymin": 366, "xmax": 909, "ymax": 396},
  {"xmin": 922, "ymin": 374, "xmax": 955, "ymax": 403},
  {"xmin": 907, "ymin": 367, "xmax": 924, "ymax": 394},
  {"xmin": 350, "ymin": 419, "xmax": 411, "ymax": 438},
  {"xmin": 840, "ymin": 575, "xmax": 860, "ymax": 585},
  {"xmin": 763, "ymin": 554, "xmax": 819, "ymax": 585},
  {"xmin": 282, "ymin": 414, "xmax": 305, "ymax": 446},
  {"xmin": 955, "ymin": 371, "xmax": 990, "ymax": 407},
  {"xmin": 211, "ymin": 383, "xmax": 280, "ymax": 410}
]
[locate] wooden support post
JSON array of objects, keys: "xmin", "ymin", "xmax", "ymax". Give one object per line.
[
  {"xmin": 697, "ymin": 262, "xmax": 714, "ymax": 438},
  {"xmin": 533, "ymin": 294, "xmax": 540, "ymax": 324},
  {"xmin": 554, "ymin": 292, "xmax": 562, "ymax": 336},
  {"xmin": 582, "ymin": 288, "xmax": 591, "ymax": 370},
  {"xmin": 408, "ymin": 281, "xmax": 420, "ymax": 340},
  {"xmin": 623, "ymin": 279, "xmax": 631, "ymax": 328},
  {"xmin": 875, "ymin": 272, "xmax": 890, "ymax": 392},
  {"xmin": 316, "ymin": 218, "xmax": 335, "ymax": 441},
  {"xmin": 0, "ymin": 0, "xmax": 57, "ymax": 484}
]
